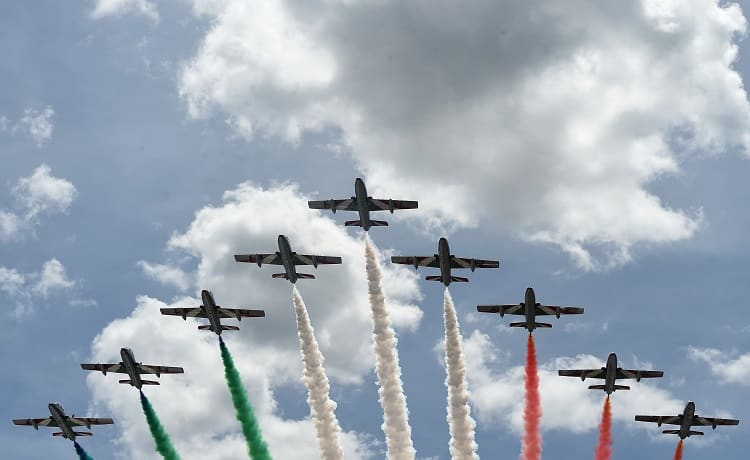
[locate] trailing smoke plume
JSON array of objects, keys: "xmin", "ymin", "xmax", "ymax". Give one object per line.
[
  {"xmin": 364, "ymin": 238, "xmax": 416, "ymax": 460},
  {"xmin": 74, "ymin": 442, "xmax": 94, "ymax": 460},
  {"xmin": 139, "ymin": 391, "xmax": 182, "ymax": 460},
  {"xmin": 594, "ymin": 396, "xmax": 612, "ymax": 460},
  {"xmin": 219, "ymin": 337, "xmax": 273, "ymax": 460},
  {"xmin": 442, "ymin": 288, "xmax": 479, "ymax": 459},
  {"xmin": 673, "ymin": 440, "xmax": 684, "ymax": 460},
  {"xmin": 292, "ymin": 287, "xmax": 344, "ymax": 460},
  {"xmin": 521, "ymin": 333, "xmax": 542, "ymax": 460}
]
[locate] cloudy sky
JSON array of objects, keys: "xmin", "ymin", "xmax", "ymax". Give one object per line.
[{"xmin": 2, "ymin": 1, "xmax": 750, "ymax": 458}]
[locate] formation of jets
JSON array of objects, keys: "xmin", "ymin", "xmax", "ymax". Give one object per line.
[{"xmin": 12, "ymin": 177, "xmax": 741, "ymax": 454}]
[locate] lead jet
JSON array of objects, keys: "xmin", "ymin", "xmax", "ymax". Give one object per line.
[
  {"xmin": 81, "ymin": 348, "xmax": 184, "ymax": 390},
  {"xmin": 12, "ymin": 403, "xmax": 113, "ymax": 441},
  {"xmin": 635, "ymin": 401, "xmax": 739, "ymax": 439},
  {"xmin": 307, "ymin": 177, "xmax": 418, "ymax": 230},
  {"xmin": 558, "ymin": 352, "xmax": 663, "ymax": 394},
  {"xmin": 390, "ymin": 237, "xmax": 499, "ymax": 286},
  {"xmin": 234, "ymin": 234, "xmax": 342, "ymax": 283},
  {"xmin": 477, "ymin": 287, "xmax": 583, "ymax": 332},
  {"xmin": 160, "ymin": 290, "xmax": 265, "ymax": 335}
]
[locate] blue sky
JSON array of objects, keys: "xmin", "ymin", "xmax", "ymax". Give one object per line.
[{"xmin": 2, "ymin": 1, "xmax": 750, "ymax": 459}]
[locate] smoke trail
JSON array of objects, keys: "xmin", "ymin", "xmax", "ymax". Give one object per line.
[
  {"xmin": 594, "ymin": 396, "xmax": 612, "ymax": 460},
  {"xmin": 139, "ymin": 391, "xmax": 181, "ymax": 460},
  {"xmin": 364, "ymin": 238, "xmax": 416, "ymax": 460},
  {"xmin": 443, "ymin": 288, "xmax": 479, "ymax": 460},
  {"xmin": 73, "ymin": 442, "xmax": 94, "ymax": 460},
  {"xmin": 673, "ymin": 440, "xmax": 683, "ymax": 460},
  {"xmin": 219, "ymin": 337, "xmax": 273, "ymax": 460},
  {"xmin": 292, "ymin": 287, "xmax": 344, "ymax": 460},
  {"xmin": 521, "ymin": 333, "xmax": 542, "ymax": 460}
]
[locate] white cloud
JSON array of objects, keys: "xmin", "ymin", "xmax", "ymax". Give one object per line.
[
  {"xmin": 688, "ymin": 346, "xmax": 750, "ymax": 385},
  {"xmin": 31, "ymin": 259, "xmax": 76, "ymax": 298},
  {"xmin": 0, "ymin": 258, "xmax": 78, "ymax": 317},
  {"xmin": 13, "ymin": 164, "xmax": 77, "ymax": 221},
  {"xmin": 88, "ymin": 181, "xmax": 423, "ymax": 458},
  {"xmin": 18, "ymin": 106, "xmax": 54, "ymax": 146},
  {"xmin": 177, "ymin": 0, "xmax": 750, "ymax": 270},
  {"xmin": 462, "ymin": 330, "xmax": 684, "ymax": 436},
  {"xmin": 137, "ymin": 260, "xmax": 193, "ymax": 291},
  {"xmin": 91, "ymin": 0, "xmax": 159, "ymax": 22}
]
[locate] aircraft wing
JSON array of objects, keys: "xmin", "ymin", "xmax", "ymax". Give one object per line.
[
  {"xmin": 692, "ymin": 416, "xmax": 740, "ymax": 427},
  {"xmin": 292, "ymin": 254, "xmax": 342, "ymax": 266},
  {"xmin": 450, "ymin": 257, "xmax": 500, "ymax": 270},
  {"xmin": 634, "ymin": 415, "xmax": 682, "ymax": 426},
  {"xmin": 70, "ymin": 417, "xmax": 114, "ymax": 427},
  {"xmin": 80, "ymin": 363, "xmax": 126, "ymax": 374},
  {"xmin": 137, "ymin": 365, "xmax": 184, "ymax": 375},
  {"xmin": 308, "ymin": 199, "xmax": 357, "ymax": 212},
  {"xmin": 535, "ymin": 305, "xmax": 585, "ymax": 316},
  {"xmin": 477, "ymin": 304, "xmax": 525, "ymax": 316},
  {"xmin": 368, "ymin": 198, "xmax": 418, "ymax": 212},
  {"xmin": 233, "ymin": 253, "xmax": 282, "ymax": 265},
  {"xmin": 616, "ymin": 369, "xmax": 664, "ymax": 380},
  {"xmin": 160, "ymin": 307, "xmax": 207, "ymax": 318},
  {"xmin": 217, "ymin": 307, "xmax": 266, "ymax": 319},
  {"xmin": 558, "ymin": 368, "xmax": 607, "ymax": 380},
  {"xmin": 391, "ymin": 256, "xmax": 440, "ymax": 268},
  {"xmin": 13, "ymin": 417, "xmax": 58, "ymax": 428}
]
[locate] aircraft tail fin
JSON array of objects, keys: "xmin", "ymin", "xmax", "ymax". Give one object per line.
[
  {"xmin": 535, "ymin": 322, "xmax": 553, "ymax": 328},
  {"xmin": 588, "ymin": 385, "xmax": 606, "ymax": 390},
  {"xmin": 141, "ymin": 380, "xmax": 160, "ymax": 385},
  {"xmin": 509, "ymin": 322, "xmax": 528, "ymax": 328},
  {"xmin": 613, "ymin": 384, "xmax": 630, "ymax": 391},
  {"xmin": 344, "ymin": 220, "xmax": 363, "ymax": 227},
  {"xmin": 296, "ymin": 273, "xmax": 315, "ymax": 280},
  {"xmin": 197, "ymin": 325, "xmax": 214, "ymax": 331},
  {"xmin": 370, "ymin": 220, "xmax": 389, "ymax": 227},
  {"xmin": 118, "ymin": 379, "xmax": 133, "ymax": 385},
  {"xmin": 450, "ymin": 276, "xmax": 469, "ymax": 283},
  {"xmin": 272, "ymin": 273, "xmax": 289, "ymax": 279},
  {"xmin": 425, "ymin": 275, "xmax": 443, "ymax": 282},
  {"xmin": 221, "ymin": 325, "xmax": 240, "ymax": 331}
]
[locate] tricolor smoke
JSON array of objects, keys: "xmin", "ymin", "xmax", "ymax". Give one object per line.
[
  {"xmin": 521, "ymin": 333, "xmax": 542, "ymax": 460},
  {"xmin": 219, "ymin": 337, "xmax": 272, "ymax": 460},
  {"xmin": 673, "ymin": 440, "xmax": 684, "ymax": 460},
  {"xmin": 139, "ymin": 390, "xmax": 182, "ymax": 460},
  {"xmin": 594, "ymin": 396, "xmax": 612, "ymax": 460},
  {"xmin": 364, "ymin": 238, "xmax": 416, "ymax": 460},
  {"xmin": 74, "ymin": 441, "xmax": 94, "ymax": 460},
  {"xmin": 443, "ymin": 288, "xmax": 479, "ymax": 460},
  {"xmin": 292, "ymin": 287, "xmax": 344, "ymax": 460}
]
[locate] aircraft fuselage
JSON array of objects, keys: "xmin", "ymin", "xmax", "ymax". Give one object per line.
[
  {"xmin": 48, "ymin": 403, "xmax": 75, "ymax": 441},
  {"xmin": 120, "ymin": 348, "xmax": 143, "ymax": 389},
  {"xmin": 278, "ymin": 234, "xmax": 298, "ymax": 284},
  {"xmin": 604, "ymin": 353, "xmax": 618, "ymax": 394},
  {"xmin": 354, "ymin": 178, "xmax": 372, "ymax": 230},
  {"xmin": 438, "ymin": 237, "xmax": 452, "ymax": 286},
  {"xmin": 680, "ymin": 401, "xmax": 696, "ymax": 439},
  {"xmin": 201, "ymin": 289, "xmax": 223, "ymax": 335},
  {"xmin": 524, "ymin": 287, "xmax": 537, "ymax": 332}
]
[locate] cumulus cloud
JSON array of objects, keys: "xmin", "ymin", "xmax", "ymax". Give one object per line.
[
  {"xmin": 18, "ymin": 106, "xmax": 55, "ymax": 146},
  {"xmin": 31, "ymin": 259, "xmax": 76, "ymax": 298},
  {"xmin": 88, "ymin": 181, "xmax": 423, "ymax": 458},
  {"xmin": 462, "ymin": 330, "xmax": 684, "ymax": 435},
  {"xmin": 688, "ymin": 346, "xmax": 750, "ymax": 385},
  {"xmin": 137, "ymin": 260, "xmax": 192, "ymax": 291},
  {"xmin": 176, "ymin": 0, "xmax": 750, "ymax": 270},
  {"xmin": 90, "ymin": 0, "xmax": 159, "ymax": 22},
  {"xmin": 0, "ymin": 258, "xmax": 78, "ymax": 317}
]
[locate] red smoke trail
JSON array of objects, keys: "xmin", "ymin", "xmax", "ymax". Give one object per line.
[
  {"xmin": 594, "ymin": 396, "xmax": 612, "ymax": 460},
  {"xmin": 521, "ymin": 333, "xmax": 542, "ymax": 460},
  {"xmin": 673, "ymin": 440, "xmax": 683, "ymax": 460}
]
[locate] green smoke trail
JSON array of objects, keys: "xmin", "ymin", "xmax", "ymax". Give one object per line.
[
  {"xmin": 140, "ymin": 390, "xmax": 182, "ymax": 460},
  {"xmin": 73, "ymin": 442, "xmax": 94, "ymax": 460},
  {"xmin": 219, "ymin": 337, "xmax": 273, "ymax": 460}
]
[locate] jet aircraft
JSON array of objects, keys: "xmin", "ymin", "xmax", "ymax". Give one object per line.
[
  {"xmin": 234, "ymin": 234, "xmax": 342, "ymax": 283},
  {"xmin": 390, "ymin": 237, "xmax": 499, "ymax": 286},
  {"xmin": 558, "ymin": 352, "xmax": 663, "ymax": 394},
  {"xmin": 160, "ymin": 290, "xmax": 265, "ymax": 335},
  {"xmin": 477, "ymin": 287, "xmax": 583, "ymax": 332},
  {"xmin": 635, "ymin": 401, "xmax": 739, "ymax": 439},
  {"xmin": 307, "ymin": 177, "xmax": 418, "ymax": 230},
  {"xmin": 12, "ymin": 403, "xmax": 113, "ymax": 441},
  {"xmin": 81, "ymin": 348, "xmax": 184, "ymax": 390}
]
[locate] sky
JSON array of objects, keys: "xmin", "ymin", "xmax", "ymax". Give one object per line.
[{"xmin": 2, "ymin": 0, "xmax": 750, "ymax": 459}]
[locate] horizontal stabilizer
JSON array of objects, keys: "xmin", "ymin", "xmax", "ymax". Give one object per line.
[
  {"xmin": 118, "ymin": 379, "xmax": 133, "ymax": 385},
  {"xmin": 141, "ymin": 380, "xmax": 160, "ymax": 385},
  {"xmin": 221, "ymin": 325, "xmax": 240, "ymax": 331},
  {"xmin": 690, "ymin": 430, "xmax": 704, "ymax": 436},
  {"xmin": 535, "ymin": 322, "xmax": 552, "ymax": 328},
  {"xmin": 450, "ymin": 276, "xmax": 469, "ymax": 283},
  {"xmin": 662, "ymin": 430, "xmax": 681, "ymax": 435},
  {"xmin": 588, "ymin": 385, "xmax": 606, "ymax": 390},
  {"xmin": 272, "ymin": 273, "xmax": 289, "ymax": 279},
  {"xmin": 425, "ymin": 275, "xmax": 443, "ymax": 281},
  {"xmin": 197, "ymin": 325, "xmax": 214, "ymax": 330},
  {"xmin": 613, "ymin": 384, "xmax": 630, "ymax": 391},
  {"xmin": 509, "ymin": 322, "xmax": 528, "ymax": 328},
  {"xmin": 344, "ymin": 220, "xmax": 363, "ymax": 227},
  {"xmin": 53, "ymin": 431, "xmax": 92, "ymax": 437},
  {"xmin": 296, "ymin": 273, "xmax": 315, "ymax": 280},
  {"xmin": 369, "ymin": 220, "xmax": 389, "ymax": 227}
]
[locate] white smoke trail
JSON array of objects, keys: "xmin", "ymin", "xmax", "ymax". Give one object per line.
[
  {"xmin": 443, "ymin": 288, "xmax": 479, "ymax": 460},
  {"xmin": 364, "ymin": 237, "xmax": 416, "ymax": 460},
  {"xmin": 292, "ymin": 287, "xmax": 344, "ymax": 460}
]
